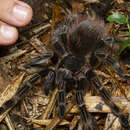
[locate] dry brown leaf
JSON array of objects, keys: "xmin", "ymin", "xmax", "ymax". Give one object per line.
[{"xmin": 0, "ymin": 72, "xmax": 25, "ymax": 122}]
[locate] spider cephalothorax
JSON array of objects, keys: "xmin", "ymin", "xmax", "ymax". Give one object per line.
[
  {"xmin": 0, "ymin": 13, "xmax": 129, "ymax": 130},
  {"xmin": 67, "ymin": 18, "xmax": 105, "ymax": 56}
]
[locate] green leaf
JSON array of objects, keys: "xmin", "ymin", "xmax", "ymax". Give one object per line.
[
  {"xmin": 107, "ymin": 12, "xmax": 127, "ymax": 24},
  {"xmin": 117, "ymin": 39, "xmax": 130, "ymax": 55},
  {"xmin": 127, "ymin": 23, "xmax": 130, "ymax": 31}
]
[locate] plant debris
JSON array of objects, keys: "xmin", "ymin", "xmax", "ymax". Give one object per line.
[{"xmin": 0, "ymin": 0, "xmax": 129, "ymax": 130}]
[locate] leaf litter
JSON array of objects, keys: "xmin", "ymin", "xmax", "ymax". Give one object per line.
[{"xmin": 0, "ymin": 0, "xmax": 129, "ymax": 129}]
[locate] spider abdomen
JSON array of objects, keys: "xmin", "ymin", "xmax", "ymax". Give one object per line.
[{"xmin": 68, "ymin": 19, "xmax": 105, "ymax": 56}]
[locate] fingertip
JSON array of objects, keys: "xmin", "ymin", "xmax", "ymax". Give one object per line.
[
  {"xmin": 0, "ymin": 0, "xmax": 33, "ymax": 27},
  {"xmin": 0, "ymin": 24, "xmax": 18, "ymax": 46},
  {"xmin": 12, "ymin": 1, "xmax": 33, "ymax": 27}
]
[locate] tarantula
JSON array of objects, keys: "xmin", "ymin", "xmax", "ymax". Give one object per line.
[
  {"xmin": 23, "ymin": 15, "xmax": 130, "ymax": 129},
  {"xmin": 0, "ymin": 14, "xmax": 129, "ymax": 129}
]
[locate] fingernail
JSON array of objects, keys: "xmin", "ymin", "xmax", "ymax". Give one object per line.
[
  {"xmin": 0, "ymin": 25, "xmax": 17, "ymax": 44},
  {"xmin": 13, "ymin": 3, "xmax": 31, "ymax": 23}
]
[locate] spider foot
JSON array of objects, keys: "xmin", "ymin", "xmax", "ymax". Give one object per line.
[
  {"xmin": 76, "ymin": 78, "xmax": 98, "ymax": 130},
  {"xmin": 44, "ymin": 70, "xmax": 55, "ymax": 95}
]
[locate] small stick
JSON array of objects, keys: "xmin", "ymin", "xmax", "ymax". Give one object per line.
[
  {"xmin": 45, "ymin": 102, "xmax": 74, "ymax": 130},
  {"xmin": 41, "ymin": 88, "xmax": 58, "ymax": 120},
  {"xmin": 5, "ymin": 114, "xmax": 15, "ymax": 130}
]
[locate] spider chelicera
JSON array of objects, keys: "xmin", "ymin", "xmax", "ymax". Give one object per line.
[{"xmin": 0, "ymin": 14, "xmax": 129, "ymax": 129}]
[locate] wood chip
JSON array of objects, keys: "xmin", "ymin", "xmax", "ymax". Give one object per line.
[
  {"xmin": 41, "ymin": 88, "xmax": 58, "ymax": 120},
  {"xmin": 70, "ymin": 96, "xmax": 130, "ymax": 113},
  {"xmin": 104, "ymin": 113, "xmax": 121, "ymax": 130}
]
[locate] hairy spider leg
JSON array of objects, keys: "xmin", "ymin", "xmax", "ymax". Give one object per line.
[
  {"xmin": 57, "ymin": 80, "xmax": 66, "ymax": 118},
  {"xmin": 51, "ymin": 25, "xmax": 68, "ymax": 57},
  {"xmin": 44, "ymin": 70, "xmax": 55, "ymax": 95},
  {"xmin": 86, "ymin": 70, "xmax": 129, "ymax": 129},
  {"xmin": 24, "ymin": 52, "xmax": 54, "ymax": 68},
  {"xmin": 55, "ymin": 69, "xmax": 73, "ymax": 118},
  {"xmin": 76, "ymin": 78, "xmax": 99, "ymax": 130},
  {"xmin": 0, "ymin": 69, "xmax": 50, "ymax": 115},
  {"xmin": 94, "ymin": 50, "xmax": 130, "ymax": 80}
]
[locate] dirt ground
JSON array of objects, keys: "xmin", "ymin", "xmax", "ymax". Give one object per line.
[{"xmin": 0, "ymin": 0, "xmax": 129, "ymax": 130}]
